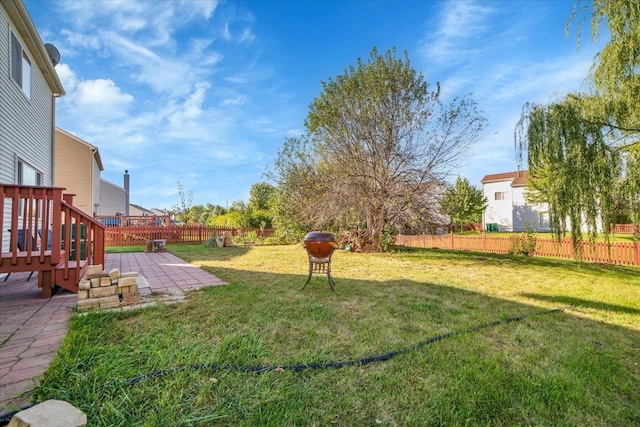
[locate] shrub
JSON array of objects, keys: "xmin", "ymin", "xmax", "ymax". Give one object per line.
[{"xmin": 509, "ymin": 225, "xmax": 537, "ymax": 256}]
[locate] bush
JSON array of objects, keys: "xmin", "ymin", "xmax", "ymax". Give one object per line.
[
  {"xmin": 509, "ymin": 226, "xmax": 537, "ymax": 256},
  {"xmin": 381, "ymin": 226, "xmax": 398, "ymax": 252}
]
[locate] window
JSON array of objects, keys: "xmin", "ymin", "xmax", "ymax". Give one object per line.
[
  {"xmin": 494, "ymin": 191, "xmax": 508, "ymax": 201},
  {"xmin": 17, "ymin": 160, "xmax": 43, "ymax": 216},
  {"xmin": 10, "ymin": 31, "xmax": 31, "ymax": 99},
  {"xmin": 539, "ymin": 212, "xmax": 550, "ymax": 229},
  {"xmin": 18, "ymin": 160, "xmax": 42, "ymax": 186}
]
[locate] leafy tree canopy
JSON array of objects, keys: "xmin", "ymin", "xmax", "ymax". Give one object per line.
[
  {"xmin": 516, "ymin": 0, "xmax": 640, "ymax": 251},
  {"xmin": 568, "ymin": 0, "xmax": 640, "ymax": 135},
  {"xmin": 440, "ymin": 176, "xmax": 487, "ymax": 232},
  {"xmin": 273, "ymin": 47, "xmax": 486, "ymax": 250}
]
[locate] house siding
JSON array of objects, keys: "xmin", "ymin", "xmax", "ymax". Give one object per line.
[
  {"xmin": 483, "ymin": 171, "xmax": 562, "ymax": 233},
  {"xmin": 1, "ymin": 1, "xmax": 57, "ymax": 249},
  {"xmin": 99, "ymin": 179, "xmax": 126, "ymax": 216},
  {"xmin": 511, "ymin": 185, "xmax": 544, "ymax": 232},
  {"xmin": 0, "ymin": 5, "xmax": 55, "ymax": 187},
  {"xmin": 129, "ymin": 204, "xmax": 153, "ymax": 216},
  {"xmin": 483, "ymin": 180, "xmax": 514, "ymax": 231},
  {"xmin": 54, "ymin": 129, "xmax": 98, "ymax": 215}
]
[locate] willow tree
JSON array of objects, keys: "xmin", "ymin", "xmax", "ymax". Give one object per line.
[
  {"xmin": 516, "ymin": 99, "xmax": 621, "ymax": 248},
  {"xmin": 273, "ymin": 47, "xmax": 486, "ymax": 251},
  {"xmin": 568, "ymin": 0, "xmax": 639, "ymax": 135},
  {"xmin": 570, "ymin": 0, "xmax": 640, "ymax": 234},
  {"xmin": 516, "ymin": 0, "xmax": 640, "ymax": 251}
]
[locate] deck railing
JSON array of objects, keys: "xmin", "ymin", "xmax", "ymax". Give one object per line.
[
  {"xmin": 59, "ymin": 194, "xmax": 106, "ymax": 280},
  {"xmin": 1, "ymin": 185, "xmax": 64, "ymax": 266},
  {"xmin": 104, "ymin": 225, "xmax": 274, "ymax": 246},
  {"xmin": 1, "ymin": 184, "xmax": 105, "ymax": 296}
]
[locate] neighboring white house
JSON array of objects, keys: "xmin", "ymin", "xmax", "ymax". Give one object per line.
[
  {"xmin": 481, "ymin": 170, "xmax": 551, "ymax": 232},
  {"xmin": 129, "ymin": 203, "xmax": 154, "ymax": 216},
  {"xmin": 98, "ymin": 179, "xmax": 127, "ymax": 216},
  {"xmin": 1, "ymin": 0, "xmax": 65, "ymax": 247},
  {"xmin": 97, "ymin": 171, "xmax": 133, "ymax": 216}
]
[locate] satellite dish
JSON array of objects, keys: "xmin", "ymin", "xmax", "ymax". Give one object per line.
[{"xmin": 44, "ymin": 43, "xmax": 60, "ymax": 67}]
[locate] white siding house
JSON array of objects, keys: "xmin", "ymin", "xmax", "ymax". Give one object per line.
[
  {"xmin": 482, "ymin": 170, "xmax": 603, "ymax": 233},
  {"xmin": 1, "ymin": 0, "xmax": 64, "ymax": 247},
  {"xmin": 482, "ymin": 171, "xmax": 550, "ymax": 232},
  {"xmin": 129, "ymin": 203, "xmax": 154, "ymax": 216},
  {"xmin": 98, "ymin": 179, "xmax": 127, "ymax": 216}
]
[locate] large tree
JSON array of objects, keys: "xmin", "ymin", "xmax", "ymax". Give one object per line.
[
  {"xmin": 516, "ymin": 0, "xmax": 640, "ymax": 249},
  {"xmin": 568, "ymin": 0, "xmax": 639, "ymax": 135},
  {"xmin": 247, "ymin": 182, "xmax": 276, "ymax": 228},
  {"xmin": 440, "ymin": 176, "xmax": 487, "ymax": 233},
  {"xmin": 274, "ymin": 47, "xmax": 486, "ymax": 250}
]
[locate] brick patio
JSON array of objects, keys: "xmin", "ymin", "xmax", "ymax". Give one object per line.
[{"xmin": 0, "ymin": 251, "xmax": 226, "ymax": 417}]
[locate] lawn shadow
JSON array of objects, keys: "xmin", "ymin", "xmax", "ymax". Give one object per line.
[
  {"xmin": 170, "ymin": 244, "xmax": 252, "ymax": 262},
  {"xmin": 28, "ymin": 249, "xmax": 640, "ymax": 426},
  {"xmin": 519, "ymin": 293, "xmax": 640, "ymax": 315},
  {"xmin": 396, "ymin": 246, "xmax": 640, "ymax": 281}
]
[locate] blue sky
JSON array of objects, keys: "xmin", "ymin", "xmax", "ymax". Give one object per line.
[{"xmin": 24, "ymin": 0, "xmax": 604, "ymax": 211}]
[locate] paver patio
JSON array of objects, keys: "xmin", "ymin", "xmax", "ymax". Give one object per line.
[{"xmin": 0, "ymin": 251, "xmax": 226, "ymax": 418}]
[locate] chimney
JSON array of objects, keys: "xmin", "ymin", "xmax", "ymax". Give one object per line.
[{"xmin": 124, "ymin": 170, "xmax": 130, "ymax": 216}]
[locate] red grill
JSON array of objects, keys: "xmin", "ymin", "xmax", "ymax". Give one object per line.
[{"xmin": 302, "ymin": 231, "xmax": 339, "ymax": 291}]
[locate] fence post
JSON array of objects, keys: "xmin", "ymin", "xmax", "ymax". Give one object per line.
[
  {"xmin": 635, "ymin": 241, "xmax": 640, "ymax": 266},
  {"xmin": 450, "ymin": 231, "xmax": 454, "ymax": 249}
]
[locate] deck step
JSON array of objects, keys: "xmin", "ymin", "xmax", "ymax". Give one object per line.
[
  {"xmin": 0, "ymin": 250, "xmax": 62, "ymax": 272},
  {"xmin": 54, "ymin": 260, "xmax": 89, "ymax": 294}
]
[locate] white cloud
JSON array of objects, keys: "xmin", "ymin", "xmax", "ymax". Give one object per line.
[
  {"xmin": 59, "ymin": 29, "xmax": 102, "ymax": 53},
  {"xmin": 55, "ymin": 63, "xmax": 78, "ymax": 93},
  {"xmin": 224, "ymin": 75, "xmax": 248, "ymax": 85},
  {"xmin": 75, "ymin": 79, "xmax": 134, "ymax": 109},
  {"xmin": 167, "ymin": 81, "xmax": 210, "ymax": 127},
  {"xmin": 438, "ymin": 1, "xmax": 493, "ymax": 39},
  {"xmin": 238, "ymin": 28, "xmax": 256, "ymax": 44},
  {"xmin": 488, "ymin": 57, "xmax": 592, "ymax": 104},
  {"xmin": 189, "ymin": 0, "xmax": 218, "ymax": 20},
  {"xmin": 221, "ymin": 95, "xmax": 248, "ymax": 106},
  {"xmin": 222, "ymin": 22, "xmax": 232, "ymax": 41},
  {"xmin": 420, "ymin": 0, "xmax": 495, "ymax": 68},
  {"xmin": 98, "ymin": 31, "xmax": 195, "ymax": 95}
]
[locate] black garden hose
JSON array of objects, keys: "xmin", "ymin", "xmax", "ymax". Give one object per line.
[
  {"xmin": 0, "ymin": 307, "xmax": 564, "ymax": 424},
  {"xmin": 116, "ymin": 307, "xmax": 565, "ymax": 384}
]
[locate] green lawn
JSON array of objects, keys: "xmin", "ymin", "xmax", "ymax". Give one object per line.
[
  {"xmin": 105, "ymin": 245, "xmax": 147, "ymax": 254},
  {"xmin": 36, "ymin": 244, "xmax": 639, "ymax": 426}
]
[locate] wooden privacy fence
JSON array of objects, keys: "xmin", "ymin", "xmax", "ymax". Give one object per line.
[
  {"xmin": 96, "ymin": 215, "xmax": 171, "ymax": 227},
  {"xmin": 105, "ymin": 225, "xmax": 274, "ymax": 246},
  {"xmin": 613, "ymin": 224, "xmax": 639, "ymax": 234},
  {"xmin": 395, "ymin": 234, "xmax": 640, "ymax": 266}
]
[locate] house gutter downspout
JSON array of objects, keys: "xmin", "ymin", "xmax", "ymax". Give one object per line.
[
  {"xmin": 124, "ymin": 170, "xmax": 130, "ymax": 216},
  {"xmin": 50, "ymin": 94, "xmax": 62, "ymax": 186}
]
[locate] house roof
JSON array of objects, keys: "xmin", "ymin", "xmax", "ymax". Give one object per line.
[
  {"xmin": 56, "ymin": 127, "xmax": 104, "ymax": 171},
  {"xmin": 481, "ymin": 170, "xmax": 529, "ymax": 187},
  {"xmin": 129, "ymin": 203, "xmax": 154, "ymax": 215},
  {"xmin": 100, "ymin": 178, "xmax": 125, "ymax": 192},
  {"xmin": 3, "ymin": 0, "xmax": 65, "ymax": 96}
]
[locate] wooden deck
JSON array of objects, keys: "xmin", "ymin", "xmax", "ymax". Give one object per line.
[{"xmin": 1, "ymin": 184, "xmax": 105, "ymax": 298}]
